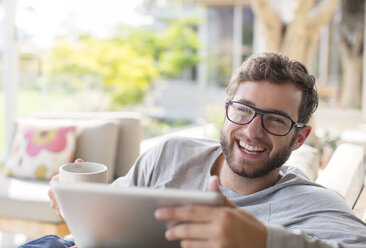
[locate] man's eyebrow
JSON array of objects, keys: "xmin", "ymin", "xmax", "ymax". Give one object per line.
[{"xmin": 235, "ymin": 99, "xmax": 293, "ymax": 118}]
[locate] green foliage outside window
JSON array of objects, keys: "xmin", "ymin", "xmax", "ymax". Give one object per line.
[
  {"xmin": 112, "ymin": 19, "xmax": 200, "ymax": 77},
  {"xmin": 42, "ymin": 38, "xmax": 158, "ymax": 106},
  {"xmin": 157, "ymin": 19, "xmax": 200, "ymax": 77},
  {"xmin": 42, "ymin": 18, "xmax": 200, "ymax": 106}
]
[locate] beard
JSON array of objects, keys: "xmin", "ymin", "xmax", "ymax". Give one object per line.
[{"xmin": 220, "ymin": 128, "xmax": 297, "ymax": 178}]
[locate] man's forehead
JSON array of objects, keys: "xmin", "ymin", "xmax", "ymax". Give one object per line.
[
  {"xmin": 232, "ymin": 98, "xmax": 294, "ymax": 118},
  {"xmin": 232, "ymin": 81, "xmax": 302, "ymax": 119}
]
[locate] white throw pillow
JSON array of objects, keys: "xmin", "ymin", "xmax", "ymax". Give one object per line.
[
  {"xmin": 5, "ymin": 116, "xmax": 120, "ymax": 182},
  {"xmin": 5, "ymin": 120, "xmax": 76, "ymax": 180}
]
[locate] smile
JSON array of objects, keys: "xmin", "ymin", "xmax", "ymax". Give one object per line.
[{"xmin": 238, "ymin": 140, "xmax": 265, "ymax": 154}]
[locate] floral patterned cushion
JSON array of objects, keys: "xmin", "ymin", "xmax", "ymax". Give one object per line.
[{"xmin": 4, "ymin": 122, "xmax": 77, "ymax": 180}]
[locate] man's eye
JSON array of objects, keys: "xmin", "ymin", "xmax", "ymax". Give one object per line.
[
  {"xmin": 238, "ymin": 107, "xmax": 252, "ymax": 114},
  {"xmin": 267, "ymin": 115, "xmax": 286, "ymax": 124}
]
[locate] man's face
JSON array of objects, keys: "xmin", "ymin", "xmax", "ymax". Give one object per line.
[{"xmin": 220, "ymin": 80, "xmax": 308, "ymax": 178}]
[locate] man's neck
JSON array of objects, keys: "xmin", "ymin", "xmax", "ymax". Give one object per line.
[{"xmin": 211, "ymin": 154, "xmax": 280, "ymax": 195}]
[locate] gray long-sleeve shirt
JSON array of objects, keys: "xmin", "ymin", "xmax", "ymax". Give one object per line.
[{"xmin": 112, "ymin": 136, "xmax": 366, "ymax": 248}]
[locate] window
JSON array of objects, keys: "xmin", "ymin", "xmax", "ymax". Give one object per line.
[
  {"xmin": 205, "ymin": 6, "xmax": 253, "ymax": 88},
  {"xmin": 1, "ymin": 0, "xmax": 149, "ymax": 158}
]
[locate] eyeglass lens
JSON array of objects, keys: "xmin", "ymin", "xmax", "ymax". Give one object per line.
[{"xmin": 227, "ymin": 102, "xmax": 293, "ymax": 135}]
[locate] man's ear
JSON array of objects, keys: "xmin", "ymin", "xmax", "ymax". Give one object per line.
[{"xmin": 291, "ymin": 126, "xmax": 312, "ymax": 151}]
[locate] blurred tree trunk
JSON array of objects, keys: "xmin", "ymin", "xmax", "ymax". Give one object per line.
[
  {"xmin": 337, "ymin": 0, "xmax": 364, "ymax": 107},
  {"xmin": 250, "ymin": 0, "xmax": 340, "ymax": 147},
  {"xmin": 250, "ymin": 0, "xmax": 340, "ymax": 68}
]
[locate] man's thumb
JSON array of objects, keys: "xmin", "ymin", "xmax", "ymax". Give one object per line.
[
  {"xmin": 207, "ymin": 175, "xmax": 236, "ymax": 208},
  {"xmin": 208, "ymin": 175, "xmax": 220, "ymax": 192}
]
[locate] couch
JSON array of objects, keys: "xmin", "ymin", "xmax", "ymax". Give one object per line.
[
  {"xmin": 288, "ymin": 142, "xmax": 366, "ymax": 221},
  {"xmin": 1, "ymin": 117, "xmax": 365, "ymax": 239},
  {"xmin": 0, "ymin": 112, "xmax": 143, "ymax": 238}
]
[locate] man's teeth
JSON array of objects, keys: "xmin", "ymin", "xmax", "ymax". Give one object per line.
[{"xmin": 239, "ymin": 141, "xmax": 264, "ymax": 152}]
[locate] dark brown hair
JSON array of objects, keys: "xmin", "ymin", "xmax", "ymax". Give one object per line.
[{"xmin": 227, "ymin": 52, "xmax": 318, "ymax": 124}]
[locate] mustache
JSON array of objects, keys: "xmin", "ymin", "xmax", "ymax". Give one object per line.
[{"xmin": 233, "ymin": 134, "xmax": 270, "ymax": 149}]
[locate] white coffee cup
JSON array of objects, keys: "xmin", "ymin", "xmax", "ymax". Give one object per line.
[{"xmin": 59, "ymin": 162, "xmax": 108, "ymax": 184}]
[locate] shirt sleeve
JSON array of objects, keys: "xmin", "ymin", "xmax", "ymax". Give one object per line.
[
  {"xmin": 266, "ymin": 223, "xmax": 357, "ymax": 248},
  {"xmin": 111, "ymin": 140, "xmax": 164, "ymax": 187}
]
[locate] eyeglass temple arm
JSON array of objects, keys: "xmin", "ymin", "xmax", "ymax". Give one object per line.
[{"xmin": 295, "ymin": 123, "xmax": 307, "ymax": 128}]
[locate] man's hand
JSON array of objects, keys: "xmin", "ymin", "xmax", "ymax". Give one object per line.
[
  {"xmin": 48, "ymin": 174, "xmax": 62, "ymax": 218},
  {"xmin": 154, "ymin": 176, "xmax": 267, "ymax": 248},
  {"xmin": 48, "ymin": 159, "xmax": 84, "ymax": 218}
]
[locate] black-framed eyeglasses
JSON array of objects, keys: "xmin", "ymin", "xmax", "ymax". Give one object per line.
[{"xmin": 225, "ymin": 100, "xmax": 306, "ymax": 136}]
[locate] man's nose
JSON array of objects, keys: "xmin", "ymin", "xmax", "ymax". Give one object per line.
[{"xmin": 243, "ymin": 114, "xmax": 265, "ymax": 139}]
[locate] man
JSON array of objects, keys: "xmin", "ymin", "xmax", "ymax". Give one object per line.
[{"xmin": 34, "ymin": 52, "xmax": 366, "ymax": 247}]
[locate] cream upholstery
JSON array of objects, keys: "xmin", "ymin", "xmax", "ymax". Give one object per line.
[
  {"xmin": 316, "ymin": 143, "xmax": 365, "ymax": 208},
  {"xmin": 285, "ymin": 144, "xmax": 321, "ymax": 181},
  {"xmin": 0, "ymin": 112, "xmax": 142, "ymax": 223},
  {"xmin": 27, "ymin": 111, "xmax": 143, "ymax": 180}
]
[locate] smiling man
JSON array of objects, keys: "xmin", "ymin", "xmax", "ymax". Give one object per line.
[
  {"xmin": 220, "ymin": 81, "xmax": 308, "ymax": 193},
  {"xmin": 39, "ymin": 52, "xmax": 366, "ymax": 248},
  {"xmin": 116, "ymin": 52, "xmax": 366, "ymax": 248},
  {"xmin": 217, "ymin": 60, "xmax": 315, "ymax": 193}
]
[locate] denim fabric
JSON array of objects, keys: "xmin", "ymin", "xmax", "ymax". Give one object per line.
[{"xmin": 19, "ymin": 235, "xmax": 75, "ymax": 248}]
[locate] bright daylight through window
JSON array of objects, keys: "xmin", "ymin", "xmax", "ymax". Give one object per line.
[{"xmin": 0, "ymin": 0, "xmax": 152, "ymax": 158}]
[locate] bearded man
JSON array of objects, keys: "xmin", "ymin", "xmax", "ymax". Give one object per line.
[{"xmin": 39, "ymin": 52, "xmax": 366, "ymax": 248}]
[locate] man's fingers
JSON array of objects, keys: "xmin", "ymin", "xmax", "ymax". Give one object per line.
[
  {"xmin": 54, "ymin": 206, "xmax": 62, "ymax": 219},
  {"xmin": 207, "ymin": 175, "xmax": 220, "ymax": 192},
  {"xmin": 74, "ymin": 158, "xmax": 84, "ymax": 163},
  {"xmin": 51, "ymin": 174, "xmax": 59, "ymax": 181},
  {"xmin": 222, "ymin": 196, "xmax": 236, "ymax": 208},
  {"xmin": 48, "ymin": 174, "xmax": 63, "ymax": 218},
  {"xmin": 180, "ymin": 240, "xmax": 208, "ymax": 248},
  {"xmin": 156, "ymin": 205, "xmax": 220, "ymax": 222},
  {"xmin": 180, "ymin": 239, "xmax": 215, "ymax": 248},
  {"xmin": 166, "ymin": 223, "xmax": 212, "ymax": 241},
  {"xmin": 48, "ymin": 189, "xmax": 62, "ymax": 218}
]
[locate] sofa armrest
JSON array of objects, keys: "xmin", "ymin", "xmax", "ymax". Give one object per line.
[
  {"xmin": 316, "ymin": 143, "xmax": 365, "ymax": 208},
  {"xmin": 353, "ymin": 186, "xmax": 366, "ymax": 221},
  {"xmin": 284, "ymin": 144, "xmax": 320, "ymax": 181},
  {"xmin": 99, "ymin": 113, "xmax": 142, "ymax": 179}
]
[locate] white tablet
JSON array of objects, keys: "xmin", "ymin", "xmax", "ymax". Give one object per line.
[{"xmin": 51, "ymin": 182, "xmax": 223, "ymax": 248}]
